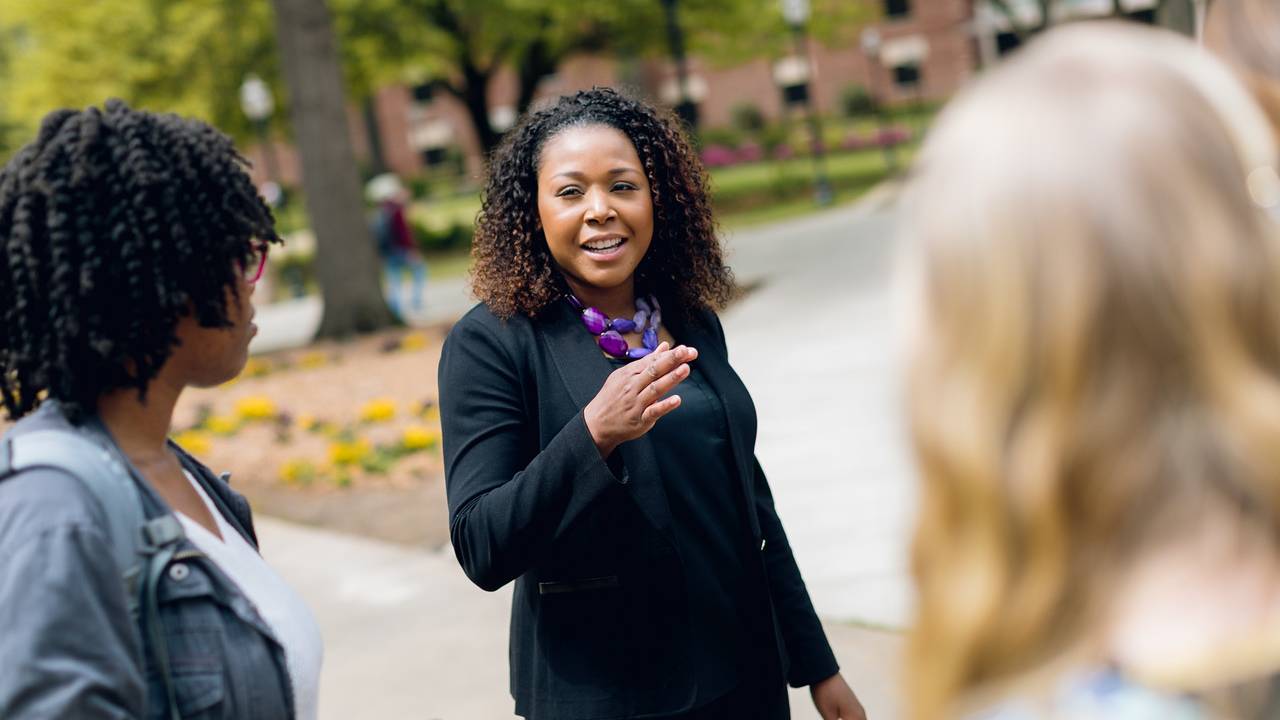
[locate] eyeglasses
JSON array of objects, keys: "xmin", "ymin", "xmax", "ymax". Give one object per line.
[{"xmin": 241, "ymin": 242, "xmax": 270, "ymax": 284}]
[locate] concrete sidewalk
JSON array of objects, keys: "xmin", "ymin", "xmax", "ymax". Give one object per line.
[{"xmin": 260, "ymin": 516, "xmax": 903, "ymax": 720}]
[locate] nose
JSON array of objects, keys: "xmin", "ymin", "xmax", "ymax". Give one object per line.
[{"xmin": 583, "ymin": 188, "xmax": 616, "ymax": 225}]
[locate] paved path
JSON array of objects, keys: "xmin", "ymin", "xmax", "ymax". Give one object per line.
[
  {"xmin": 260, "ymin": 517, "xmax": 904, "ymax": 720},
  {"xmin": 256, "ymin": 185, "xmax": 917, "ymax": 717}
]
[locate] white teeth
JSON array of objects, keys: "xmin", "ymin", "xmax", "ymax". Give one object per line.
[{"xmin": 584, "ymin": 238, "xmax": 624, "ymax": 251}]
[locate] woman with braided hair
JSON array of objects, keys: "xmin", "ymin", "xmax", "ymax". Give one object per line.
[
  {"xmin": 439, "ymin": 87, "xmax": 865, "ymax": 719},
  {"xmin": 0, "ymin": 101, "xmax": 322, "ymax": 719}
]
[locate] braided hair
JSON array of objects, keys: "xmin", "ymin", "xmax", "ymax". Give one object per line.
[
  {"xmin": 470, "ymin": 87, "xmax": 734, "ymax": 319},
  {"xmin": 0, "ymin": 100, "xmax": 280, "ymax": 421}
]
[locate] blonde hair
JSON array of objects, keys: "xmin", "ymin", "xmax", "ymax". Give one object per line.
[{"xmin": 900, "ymin": 23, "xmax": 1280, "ymax": 720}]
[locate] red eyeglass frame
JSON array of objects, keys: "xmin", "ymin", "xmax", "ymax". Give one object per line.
[{"xmin": 244, "ymin": 243, "xmax": 270, "ymax": 284}]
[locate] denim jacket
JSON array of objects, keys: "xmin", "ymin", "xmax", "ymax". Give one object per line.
[{"xmin": 0, "ymin": 403, "xmax": 295, "ymax": 719}]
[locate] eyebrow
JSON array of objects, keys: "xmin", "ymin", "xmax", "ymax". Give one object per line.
[{"xmin": 551, "ymin": 168, "xmax": 640, "ymax": 181}]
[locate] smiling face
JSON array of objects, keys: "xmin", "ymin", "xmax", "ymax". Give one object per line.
[{"xmin": 536, "ymin": 124, "xmax": 654, "ymax": 302}]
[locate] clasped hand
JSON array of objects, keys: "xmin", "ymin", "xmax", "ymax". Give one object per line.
[{"xmin": 584, "ymin": 342, "xmax": 698, "ymax": 457}]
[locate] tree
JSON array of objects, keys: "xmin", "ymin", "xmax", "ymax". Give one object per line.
[
  {"xmin": 337, "ymin": 0, "xmax": 875, "ymax": 157},
  {"xmin": 271, "ymin": 0, "xmax": 397, "ymax": 338}
]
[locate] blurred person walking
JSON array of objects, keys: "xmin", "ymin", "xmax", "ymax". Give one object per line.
[
  {"xmin": 0, "ymin": 101, "xmax": 322, "ymax": 719},
  {"xmin": 439, "ymin": 88, "xmax": 866, "ymax": 720},
  {"xmin": 368, "ymin": 173, "xmax": 427, "ymax": 319},
  {"xmin": 898, "ymin": 23, "xmax": 1280, "ymax": 720}
]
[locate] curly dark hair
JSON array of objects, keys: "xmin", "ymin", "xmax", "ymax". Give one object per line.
[
  {"xmin": 0, "ymin": 100, "xmax": 280, "ymax": 421},
  {"xmin": 470, "ymin": 87, "xmax": 734, "ymax": 319}
]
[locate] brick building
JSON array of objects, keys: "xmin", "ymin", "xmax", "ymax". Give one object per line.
[{"xmin": 244, "ymin": 0, "xmax": 1193, "ymax": 188}]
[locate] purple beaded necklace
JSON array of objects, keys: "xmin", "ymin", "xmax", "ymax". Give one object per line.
[{"xmin": 567, "ymin": 293, "xmax": 662, "ymax": 360}]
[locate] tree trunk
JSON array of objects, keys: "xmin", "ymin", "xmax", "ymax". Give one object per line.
[
  {"xmin": 271, "ymin": 0, "xmax": 397, "ymax": 338},
  {"xmin": 453, "ymin": 61, "xmax": 501, "ymax": 158}
]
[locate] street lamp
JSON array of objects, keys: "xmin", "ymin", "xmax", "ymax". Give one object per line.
[
  {"xmin": 859, "ymin": 28, "xmax": 897, "ymax": 172},
  {"xmin": 240, "ymin": 74, "xmax": 285, "ymax": 207},
  {"xmin": 781, "ymin": 0, "xmax": 833, "ymax": 206},
  {"xmin": 660, "ymin": 0, "xmax": 699, "ymax": 130}
]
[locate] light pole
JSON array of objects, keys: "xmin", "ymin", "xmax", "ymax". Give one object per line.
[
  {"xmin": 660, "ymin": 0, "xmax": 699, "ymax": 130},
  {"xmin": 240, "ymin": 74, "xmax": 285, "ymax": 206},
  {"xmin": 859, "ymin": 28, "xmax": 897, "ymax": 172},
  {"xmin": 781, "ymin": 0, "xmax": 833, "ymax": 206}
]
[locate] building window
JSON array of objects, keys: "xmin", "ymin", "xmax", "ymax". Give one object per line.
[
  {"xmin": 893, "ymin": 63, "xmax": 921, "ymax": 90},
  {"xmin": 884, "ymin": 0, "xmax": 910, "ymax": 19}
]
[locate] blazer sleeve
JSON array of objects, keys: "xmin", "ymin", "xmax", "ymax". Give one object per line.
[
  {"xmin": 439, "ymin": 314, "xmax": 625, "ymax": 592},
  {"xmin": 752, "ymin": 457, "xmax": 840, "ymax": 687},
  {"xmin": 705, "ymin": 309, "xmax": 839, "ymax": 687}
]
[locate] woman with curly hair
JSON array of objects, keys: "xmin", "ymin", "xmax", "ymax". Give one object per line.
[
  {"xmin": 439, "ymin": 87, "xmax": 865, "ymax": 720},
  {"xmin": 0, "ymin": 101, "xmax": 322, "ymax": 719}
]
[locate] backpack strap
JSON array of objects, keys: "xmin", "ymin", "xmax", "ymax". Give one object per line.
[
  {"xmin": 2, "ymin": 429, "xmax": 146, "ymax": 597},
  {"xmin": 0, "ymin": 427, "xmax": 186, "ymax": 720}
]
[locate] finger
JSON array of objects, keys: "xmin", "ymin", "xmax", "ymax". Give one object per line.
[
  {"xmin": 647, "ymin": 344, "xmax": 698, "ymax": 380},
  {"xmin": 640, "ymin": 394, "xmax": 681, "ymax": 424},
  {"xmin": 643, "ymin": 363, "xmax": 689, "ymax": 402},
  {"xmin": 639, "ymin": 342, "xmax": 670, "ymax": 379}
]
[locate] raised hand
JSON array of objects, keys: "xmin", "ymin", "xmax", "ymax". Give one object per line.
[{"xmin": 583, "ymin": 342, "xmax": 698, "ymax": 457}]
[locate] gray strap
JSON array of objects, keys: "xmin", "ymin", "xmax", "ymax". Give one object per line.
[{"xmin": 6, "ymin": 430, "xmax": 145, "ymax": 582}]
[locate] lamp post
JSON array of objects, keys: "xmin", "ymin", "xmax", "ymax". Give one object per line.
[
  {"xmin": 781, "ymin": 0, "xmax": 833, "ymax": 206},
  {"xmin": 660, "ymin": 0, "xmax": 699, "ymax": 130},
  {"xmin": 859, "ymin": 28, "xmax": 897, "ymax": 172},
  {"xmin": 240, "ymin": 74, "xmax": 285, "ymax": 206}
]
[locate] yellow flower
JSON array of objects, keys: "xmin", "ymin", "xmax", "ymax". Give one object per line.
[
  {"xmin": 279, "ymin": 459, "xmax": 318, "ymax": 485},
  {"xmin": 205, "ymin": 415, "xmax": 240, "ymax": 436},
  {"xmin": 401, "ymin": 425, "xmax": 439, "ymax": 451},
  {"xmin": 297, "ymin": 413, "xmax": 318, "ymax": 432},
  {"xmin": 327, "ymin": 438, "xmax": 372, "ymax": 466},
  {"xmin": 419, "ymin": 404, "xmax": 440, "ymax": 422},
  {"xmin": 298, "ymin": 351, "xmax": 328, "ymax": 369},
  {"xmin": 242, "ymin": 358, "xmax": 273, "ymax": 378},
  {"xmin": 234, "ymin": 396, "xmax": 277, "ymax": 422},
  {"xmin": 359, "ymin": 398, "xmax": 396, "ymax": 423},
  {"xmin": 400, "ymin": 332, "xmax": 428, "ymax": 351},
  {"xmin": 172, "ymin": 430, "xmax": 212, "ymax": 455}
]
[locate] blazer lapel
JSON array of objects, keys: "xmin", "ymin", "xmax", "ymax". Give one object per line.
[
  {"xmin": 668, "ymin": 310, "xmax": 762, "ymax": 539},
  {"xmin": 540, "ymin": 300, "xmax": 675, "ymax": 539}
]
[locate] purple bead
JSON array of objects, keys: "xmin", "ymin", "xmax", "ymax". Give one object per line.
[
  {"xmin": 650, "ymin": 309, "xmax": 662, "ymax": 328},
  {"xmin": 581, "ymin": 307, "xmax": 609, "ymax": 335},
  {"xmin": 636, "ymin": 297, "xmax": 652, "ymax": 314},
  {"xmin": 610, "ymin": 318, "xmax": 637, "ymax": 333},
  {"xmin": 565, "ymin": 294, "xmax": 583, "ymax": 309},
  {"xmin": 633, "ymin": 310, "xmax": 648, "ymax": 329},
  {"xmin": 597, "ymin": 331, "xmax": 629, "ymax": 357},
  {"xmin": 627, "ymin": 347, "xmax": 653, "ymax": 359},
  {"xmin": 642, "ymin": 327, "xmax": 658, "ymax": 349}
]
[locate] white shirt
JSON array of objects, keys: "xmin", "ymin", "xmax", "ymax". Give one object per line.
[{"xmin": 176, "ymin": 471, "xmax": 323, "ymax": 720}]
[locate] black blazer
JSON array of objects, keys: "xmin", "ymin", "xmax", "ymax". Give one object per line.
[{"xmin": 439, "ymin": 299, "xmax": 837, "ymax": 719}]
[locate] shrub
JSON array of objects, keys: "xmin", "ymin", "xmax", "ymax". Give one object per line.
[
  {"xmin": 412, "ymin": 220, "xmax": 473, "ymax": 254},
  {"xmin": 840, "ymin": 85, "xmax": 876, "ymax": 118},
  {"xmin": 698, "ymin": 126, "xmax": 743, "ymax": 149},
  {"xmin": 731, "ymin": 103, "xmax": 766, "ymax": 134}
]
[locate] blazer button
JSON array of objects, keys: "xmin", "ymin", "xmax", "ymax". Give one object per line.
[{"xmin": 168, "ymin": 563, "xmax": 190, "ymax": 582}]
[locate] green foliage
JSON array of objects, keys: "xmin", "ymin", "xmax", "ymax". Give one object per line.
[
  {"xmin": 699, "ymin": 126, "xmax": 744, "ymax": 149},
  {"xmin": 411, "ymin": 220, "xmax": 473, "ymax": 254},
  {"xmin": 731, "ymin": 102, "xmax": 766, "ymax": 134},
  {"xmin": 840, "ymin": 85, "xmax": 876, "ymax": 117},
  {"xmin": 0, "ymin": 0, "xmax": 281, "ymax": 147}
]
